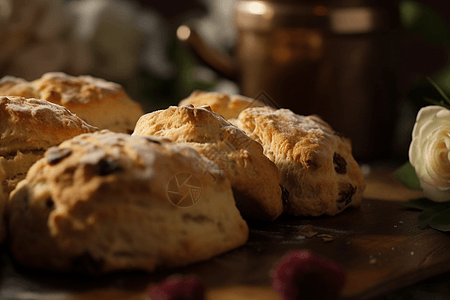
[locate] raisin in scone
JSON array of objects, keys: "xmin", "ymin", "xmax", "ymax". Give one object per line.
[
  {"xmin": 179, "ymin": 90, "xmax": 264, "ymax": 120},
  {"xmin": 233, "ymin": 106, "xmax": 365, "ymax": 216},
  {"xmin": 0, "ymin": 96, "xmax": 98, "ymax": 196},
  {"xmin": 7, "ymin": 130, "xmax": 248, "ymax": 273},
  {"xmin": 133, "ymin": 105, "xmax": 285, "ymax": 221},
  {"xmin": 0, "ymin": 72, "xmax": 144, "ymax": 133}
]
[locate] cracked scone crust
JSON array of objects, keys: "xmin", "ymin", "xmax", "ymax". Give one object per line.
[
  {"xmin": 0, "ymin": 72, "xmax": 144, "ymax": 133},
  {"xmin": 0, "ymin": 76, "xmax": 38, "ymax": 98},
  {"xmin": 133, "ymin": 105, "xmax": 284, "ymax": 221},
  {"xmin": 7, "ymin": 130, "xmax": 248, "ymax": 273},
  {"xmin": 233, "ymin": 107, "xmax": 366, "ymax": 216},
  {"xmin": 0, "ymin": 96, "xmax": 98, "ymax": 195},
  {"xmin": 179, "ymin": 90, "xmax": 264, "ymax": 120}
]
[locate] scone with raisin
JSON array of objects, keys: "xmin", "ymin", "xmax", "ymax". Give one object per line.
[
  {"xmin": 179, "ymin": 90, "xmax": 264, "ymax": 120},
  {"xmin": 7, "ymin": 130, "xmax": 248, "ymax": 273},
  {"xmin": 133, "ymin": 105, "xmax": 285, "ymax": 221},
  {"xmin": 0, "ymin": 96, "xmax": 98, "ymax": 196},
  {"xmin": 233, "ymin": 107, "xmax": 365, "ymax": 216},
  {"xmin": 0, "ymin": 72, "xmax": 144, "ymax": 133}
]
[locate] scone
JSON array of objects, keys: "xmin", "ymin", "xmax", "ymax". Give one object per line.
[
  {"xmin": 179, "ymin": 90, "xmax": 264, "ymax": 120},
  {"xmin": 133, "ymin": 105, "xmax": 285, "ymax": 221},
  {"xmin": 0, "ymin": 96, "xmax": 98, "ymax": 196},
  {"xmin": 0, "ymin": 76, "xmax": 38, "ymax": 98},
  {"xmin": 0, "ymin": 72, "xmax": 144, "ymax": 133},
  {"xmin": 7, "ymin": 130, "xmax": 249, "ymax": 273},
  {"xmin": 233, "ymin": 106, "xmax": 365, "ymax": 216}
]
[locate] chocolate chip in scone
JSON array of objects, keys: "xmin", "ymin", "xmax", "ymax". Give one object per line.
[
  {"xmin": 72, "ymin": 252, "xmax": 104, "ymax": 274},
  {"xmin": 305, "ymin": 159, "xmax": 318, "ymax": 169},
  {"xmin": 145, "ymin": 136, "xmax": 161, "ymax": 145},
  {"xmin": 337, "ymin": 184, "xmax": 356, "ymax": 206},
  {"xmin": 46, "ymin": 147, "xmax": 72, "ymax": 165},
  {"xmin": 45, "ymin": 198, "xmax": 54, "ymax": 209},
  {"xmin": 280, "ymin": 185, "xmax": 289, "ymax": 209},
  {"xmin": 97, "ymin": 158, "xmax": 122, "ymax": 176},
  {"xmin": 333, "ymin": 153, "xmax": 347, "ymax": 174}
]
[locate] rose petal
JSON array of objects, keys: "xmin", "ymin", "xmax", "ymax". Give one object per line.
[
  {"xmin": 420, "ymin": 179, "xmax": 450, "ymax": 202},
  {"xmin": 409, "ymin": 106, "xmax": 450, "ymax": 202}
]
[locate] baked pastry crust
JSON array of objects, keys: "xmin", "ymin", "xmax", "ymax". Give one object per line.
[
  {"xmin": 133, "ymin": 105, "xmax": 284, "ymax": 221},
  {"xmin": 233, "ymin": 106, "xmax": 365, "ymax": 216},
  {"xmin": 0, "ymin": 76, "xmax": 38, "ymax": 98},
  {"xmin": 0, "ymin": 72, "xmax": 144, "ymax": 133},
  {"xmin": 0, "ymin": 96, "xmax": 98, "ymax": 195},
  {"xmin": 179, "ymin": 90, "xmax": 264, "ymax": 120},
  {"xmin": 7, "ymin": 130, "xmax": 248, "ymax": 273}
]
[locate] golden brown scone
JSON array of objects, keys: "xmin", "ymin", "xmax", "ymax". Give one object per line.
[
  {"xmin": 132, "ymin": 105, "xmax": 285, "ymax": 221},
  {"xmin": 179, "ymin": 90, "xmax": 265, "ymax": 120},
  {"xmin": 7, "ymin": 130, "xmax": 248, "ymax": 273},
  {"xmin": 0, "ymin": 76, "xmax": 39, "ymax": 98},
  {"xmin": 233, "ymin": 107, "xmax": 365, "ymax": 216},
  {"xmin": 0, "ymin": 96, "xmax": 98, "ymax": 196},
  {"xmin": 0, "ymin": 72, "xmax": 144, "ymax": 133}
]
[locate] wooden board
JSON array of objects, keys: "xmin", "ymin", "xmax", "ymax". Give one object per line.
[{"xmin": 0, "ymin": 166, "xmax": 450, "ymax": 300}]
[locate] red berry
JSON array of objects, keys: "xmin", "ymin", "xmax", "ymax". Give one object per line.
[
  {"xmin": 271, "ymin": 250, "xmax": 346, "ymax": 300},
  {"xmin": 148, "ymin": 275, "xmax": 204, "ymax": 300}
]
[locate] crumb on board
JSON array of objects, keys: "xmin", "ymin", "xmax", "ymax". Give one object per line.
[
  {"xmin": 317, "ymin": 234, "xmax": 334, "ymax": 242},
  {"xmin": 298, "ymin": 225, "xmax": 318, "ymax": 238},
  {"xmin": 298, "ymin": 225, "xmax": 335, "ymax": 242}
]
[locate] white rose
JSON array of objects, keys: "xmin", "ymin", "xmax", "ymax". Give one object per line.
[{"xmin": 409, "ymin": 105, "xmax": 450, "ymax": 202}]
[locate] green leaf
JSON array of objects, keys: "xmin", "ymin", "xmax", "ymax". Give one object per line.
[
  {"xmin": 426, "ymin": 77, "xmax": 450, "ymax": 105},
  {"xmin": 418, "ymin": 202, "xmax": 450, "ymax": 230},
  {"xmin": 394, "ymin": 162, "xmax": 422, "ymax": 190},
  {"xmin": 424, "ymin": 97, "xmax": 450, "ymax": 110},
  {"xmin": 402, "ymin": 197, "xmax": 436, "ymax": 210},
  {"xmin": 418, "ymin": 209, "xmax": 437, "ymax": 229},
  {"xmin": 429, "ymin": 208, "xmax": 450, "ymax": 231},
  {"xmin": 400, "ymin": 1, "xmax": 450, "ymax": 45}
]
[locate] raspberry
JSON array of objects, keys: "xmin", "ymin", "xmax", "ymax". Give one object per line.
[
  {"xmin": 148, "ymin": 275, "xmax": 204, "ymax": 300},
  {"xmin": 271, "ymin": 250, "xmax": 346, "ymax": 300}
]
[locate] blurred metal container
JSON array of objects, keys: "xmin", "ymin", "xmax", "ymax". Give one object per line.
[{"xmin": 178, "ymin": 0, "xmax": 400, "ymax": 161}]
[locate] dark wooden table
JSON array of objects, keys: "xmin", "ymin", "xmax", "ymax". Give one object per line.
[{"xmin": 0, "ymin": 164, "xmax": 449, "ymax": 300}]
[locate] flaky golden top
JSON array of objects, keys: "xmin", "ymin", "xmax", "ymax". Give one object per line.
[
  {"xmin": 178, "ymin": 90, "xmax": 264, "ymax": 120},
  {"xmin": 0, "ymin": 72, "xmax": 144, "ymax": 133},
  {"xmin": 233, "ymin": 106, "xmax": 346, "ymax": 165},
  {"xmin": 15, "ymin": 130, "xmax": 232, "ymax": 217},
  {"xmin": 0, "ymin": 76, "xmax": 38, "ymax": 98},
  {"xmin": 32, "ymin": 72, "xmax": 126, "ymax": 105},
  {"xmin": 134, "ymin": 105, "xmax": 232, "ymax": 142},
  {"xmin": 0, "ymin": 96, "xmax": 98, "ymax": 156}
]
